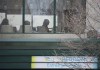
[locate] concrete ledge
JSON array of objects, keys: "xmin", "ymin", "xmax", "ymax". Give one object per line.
[{"xmin": 0, "ymin": 34, "xmax": 87, "ymax": 39}]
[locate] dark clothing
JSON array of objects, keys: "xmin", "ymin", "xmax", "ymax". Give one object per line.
[
  {"xmin": 1, "ymin": 18, "xmax": 9, "ymax": 25},
  {"xmin": 42, "ymin": 19, "xmax": 50, "ymax": 32}
]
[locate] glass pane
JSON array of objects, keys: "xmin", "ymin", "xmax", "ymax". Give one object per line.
[
  {"xmin": 56, "ymin": 0, "xmax": 86, "ymax": 34},
  {"xmin": 0, "ymin": 0, "xmax": 23, "ymax": 33},
  {"xmin": 25, "ymin": 0, "xmax": 54, "ymax": 33}
]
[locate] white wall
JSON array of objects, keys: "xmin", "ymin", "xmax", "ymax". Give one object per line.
[{"xmin": 0, "ymin": 14, "xmax": 57, "ymax": 30}]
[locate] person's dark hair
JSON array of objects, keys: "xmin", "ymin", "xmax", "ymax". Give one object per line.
[
  {"xmin": 43, "ymin": 19, "xmax": 49, "ymax": 27},
  {"xmin": 1, "ymin": 18, "xmax": 9, "ymax": 25},
  {"xmin": 24, "ymin": 21, "xmax": 30, "ymax": 25}
]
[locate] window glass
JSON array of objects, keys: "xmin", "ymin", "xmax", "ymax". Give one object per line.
[
  {"xmin": 56, "ymin": 0, "xmax": 86, "ymax": 34},
  {"xmin": 0, "ymin": 0, "xmax": 23, "ymax": 33},
  {"xmin": 0, "ymin": 0, "xmax": 86, "ymax": 34},
  {"xmin": 25, "ymin": 0, "xmax": 54, "ymax": 33}
]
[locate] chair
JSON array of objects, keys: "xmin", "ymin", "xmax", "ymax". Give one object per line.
[
  {"xmin": 37, "ymin": 26, "xmax": 48, "ymax": 33},
  {"xmin": 19, "ymin": 25, "xmax": 33, "ymax": 33},
  {"xmin": 0, "ymin": 25, "xmax": 14, "ymax": 33},
  {"xmin": 13, "ymin": 27, "xmax": 17, "ymax": 33}
]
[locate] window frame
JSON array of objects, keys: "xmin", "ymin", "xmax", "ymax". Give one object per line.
[
  {"xmin": 0, "ymin": 0, "xmax": 86, "ymax": 34},
  {"xmin": 23, "ymin": 0, "xmax": 57, "ymax": 34}
]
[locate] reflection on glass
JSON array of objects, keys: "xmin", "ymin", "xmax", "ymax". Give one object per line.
[
  {"xmin": 0, "ymin": 0, "xmax": 23, "ymax": 33},
  {"xmin": 25, "ymin": 0, "xmax": 54, "ymax": 33},
  {"xmin": 56, "ymin": 0, "xmax": 86, "ymax": 34}
]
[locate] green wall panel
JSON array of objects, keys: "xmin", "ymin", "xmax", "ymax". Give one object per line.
[
  {"xmin": 0, "ymin": 63, "xmax": 31, "ymax": 69},
  {"xmin": 0, "ymin": 56, "xmax": 31, "ymax": 62}
]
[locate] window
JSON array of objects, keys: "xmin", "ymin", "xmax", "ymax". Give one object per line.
[
  {"xmin": 0, "ymin": 0, "xmax": 23, "ymax": 33},
  {"xmin": 24, "ymin": 0, "xmax": 54, "ymax": 33},
  {"xmin": 0, "ymin": 0, "xmax": 99, "ymax": 69},
  {"xmin": 0, "ymin": 0, "xmax": 86, "ymax": 34}
]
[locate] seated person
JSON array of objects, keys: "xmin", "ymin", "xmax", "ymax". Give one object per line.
[
  {"xmin": 1, "ymin": 18, "xmax": 9, "ymax": 25},
  {"xmin": 19, "ymin": 20, "xmax": 34, "ymax": 33},
  {"xmin": 24, "ymin": 21, "xmax": 30, "ymax": 25},
  {"xmin": 13, "ymin": 27, "xmax": 17, "ymax": 33},
  {"xmin": 37, "ymin": 19, "xmax": 50, "ymax": 33},
  {"xmin": 0, "ymin": 18, "xmax": 14, "ymax": 33},
  {"xmin": 0, "ymin": 18, "xmax": 9, "ymax": 31},
  {"xmin": 42, "ymin": 19, "xmax": 50, "ymax": 32}
]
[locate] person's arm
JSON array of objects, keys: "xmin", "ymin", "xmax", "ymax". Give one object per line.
[{"xmin": 46, "ymin": 27, "xmax": 50, "ymax": 32}]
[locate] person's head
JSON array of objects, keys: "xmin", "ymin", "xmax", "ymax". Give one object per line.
[
  {"xmin": 24, "ymin": 21, "xmax": 30, "ymax": 25},
  {"xmin": 1, "ymin": 18, "xmax": 9, "ymax": 25},
  {"xmin": 43, "ymin": 19, "xmax": 49, "ymax": 27}
]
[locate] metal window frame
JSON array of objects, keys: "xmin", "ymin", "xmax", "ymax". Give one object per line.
[
  {"xmin": 0, "ymin": 0, "xmax": 57, "ymax": 34},
  {"xmin": 23, "ymin": 0, "xmax": 57, "ymax": 34}
]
